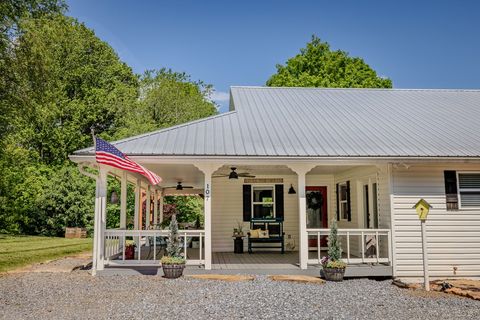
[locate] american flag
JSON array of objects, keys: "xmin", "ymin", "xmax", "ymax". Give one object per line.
[{"xmin": 95, "ymin": 137, "xmax": 162, "ymax": 185}]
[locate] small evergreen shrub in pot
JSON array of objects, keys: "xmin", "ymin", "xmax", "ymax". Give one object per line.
[
  {"xmin": 161, "ymin": 213, "xmax": 186, "ymax": 279},
  {"xmin": 321, "ymin": 219, "xmax": 347, "ymax": 281}
]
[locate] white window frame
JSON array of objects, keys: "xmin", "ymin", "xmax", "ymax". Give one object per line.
[
  {"xmin": 251, "ymin": 185, "xmax": 276, "ymax": 219},
  {"xmin": 338, "ymin": 182, "xmax": 348, "ymax": 221},
  {"xmin": 457, "ymin": 171, "xmax": 480, "ymax": 209}
]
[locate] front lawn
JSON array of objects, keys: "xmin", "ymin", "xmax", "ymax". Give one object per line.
[{"xmin": 0, "ymin": 234, "xmax": 92, "ymax": 272}]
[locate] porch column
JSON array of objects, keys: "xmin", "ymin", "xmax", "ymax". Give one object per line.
[
  {"xmin": 288, "ymin": 164, "xmax": 316, "ymax": 270},
  {"xmin": 92, "ymin": 166, "xmax": 108, "ymax": 275},
  {"xmin": 194, "ymin": 163, "xmax": 223, "ymax": 270},
  {"xmin": 134, "ymin": 178, "xmax": 141, "ymax": 245},
  {"xmin": 159, "ymin": 190, "xmax": 164, "ymax": 224},
  {"xmin": 120, "ymin": 171, "xmax": 127, "ymax": 229},
  {"xmin": 153, "ymin": 190, "xmax": 158, "ymax": 226},
  {"xmin": 146, "ymin": 185, "xmax": 151, "ymax": 230}
]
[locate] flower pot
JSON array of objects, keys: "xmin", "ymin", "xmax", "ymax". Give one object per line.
[
  {"xmin": 125, "ymin": 245, "xmax": 135, "ymax": 260},
  {"xmin": 322, "ymin": 267, "xmax": 346, "ymax": 281},
  {"xmin": 162, "ymin": 264, "xmax": 185, "ymax": 279}
]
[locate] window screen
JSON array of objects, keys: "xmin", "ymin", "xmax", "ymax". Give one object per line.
[{"xmin": 458, "ymin": 173, "xmax": 480, "ymax": 208}]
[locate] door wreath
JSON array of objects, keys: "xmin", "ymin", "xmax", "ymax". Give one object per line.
[{"xmin": 306, "ymin": 191, "xmax": 323, "ymax": 210}]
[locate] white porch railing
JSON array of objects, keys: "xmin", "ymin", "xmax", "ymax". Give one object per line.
[
  {"xmin": 306, "ymin": 228, "xmax": 392, "ymax": 265},
  {"xmin": 104, "ymin": 229, "xmax": 205, "ymax": 267}
]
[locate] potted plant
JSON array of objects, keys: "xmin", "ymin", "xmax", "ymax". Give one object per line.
[
  {"xmin": 321, "ymin": 219, "xmax": 347, "ymax": 281},
  {"xmin": 125, "ymin": 243, "xmax": 136, "ymax": 260},
  {"xmin": 233, "ymin": 221, "xmax": 244, "ymax": 237},
  {"xmin": 161, "ymin": 214, "xmax": 186, "ymax": 279}
]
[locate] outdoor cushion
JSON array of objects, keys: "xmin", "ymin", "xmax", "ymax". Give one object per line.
[
  {"xmin": 258, "ymin": 230, "xmax": 269, "ymax": 238},
  {"xmin": 249, "ymin": 229, "xmax": 262, "ymax": 238}
]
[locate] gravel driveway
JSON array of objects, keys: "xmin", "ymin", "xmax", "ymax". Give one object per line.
[{"xmin": 1, "ymin": 270, "xmax": 479, "ymax": 320}]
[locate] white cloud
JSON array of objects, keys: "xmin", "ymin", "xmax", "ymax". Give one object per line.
[{"xmin": 210, "ymin": 90, "xmax": 230, "ymax": 102}]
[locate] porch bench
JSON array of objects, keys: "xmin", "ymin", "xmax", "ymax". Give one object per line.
[{"xmin": 247, "ymin": 218, "xmax": 285, "ymax": 254}]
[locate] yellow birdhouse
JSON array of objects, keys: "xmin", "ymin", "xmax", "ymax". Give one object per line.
[{"xmin": 413, "ymin": 199, "xmax": 432, "ymax": 220}]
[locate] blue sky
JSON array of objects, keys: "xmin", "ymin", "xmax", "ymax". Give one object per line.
[{"xmin": 68, "ymin": 0, "xmax": 480, "ymax": 112}]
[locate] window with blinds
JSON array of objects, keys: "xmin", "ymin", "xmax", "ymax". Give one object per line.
[{"xmin": 458, "ymin": 172, "xmax": 480, "ymax": 208}]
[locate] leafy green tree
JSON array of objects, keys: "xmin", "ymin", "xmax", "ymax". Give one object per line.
[
  {"xmin": 0, "ymin": 0, "xmax": 66, "ymax": 141},
  {"xmin": 6, "ymin": 14, "xmax": 138, "ymax": 164},
  {"xmin": 114, "ymin": 69, "xmax": 217, "ymax": 139},
  {"xmin": 266, "ymin": 36, "xmax": 392, "ymax": 88},
  {"xmin": 0, "ymin": 10, "xmax": 216, "ymax": 236}
]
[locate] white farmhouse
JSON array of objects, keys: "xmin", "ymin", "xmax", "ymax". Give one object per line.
[{"xmin": 70, "ymin": 87, "xmax": 480, "ymax": 281}]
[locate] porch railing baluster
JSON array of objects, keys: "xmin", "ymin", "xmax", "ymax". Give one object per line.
[
  {"xmin": 199, "ymin": 232, "xmax": 203, "ymax": 264},
  {"xmin": 347, "ymin": 231, "xmax": 350, "ymax": 263},
  {"xmin": 317, "ymin": 231, "xmax": 321, "ymax": 264},
  {"xmin": 306, "ymin": 228, "xmax": 391, "ymax": 266},
  {"xmin": 361, "ymin": 231, "xmax": 365, "ymax": 263},
  {"xmin": 153, "ymin": 232, "xmax": 156, "ymax": 261},
  {"xmin": 183, "ymin": 233, "xmax": 187, "ymax": 260}
]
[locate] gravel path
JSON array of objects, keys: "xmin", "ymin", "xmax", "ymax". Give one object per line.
[{"xmin": 1, "ymin": 270, "xmax": 479, "ymax": 320}]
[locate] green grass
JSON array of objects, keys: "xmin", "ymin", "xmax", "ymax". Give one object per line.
[{"xmin": 0, "ymin": 234, "xmax": 92, "ymax": 272}]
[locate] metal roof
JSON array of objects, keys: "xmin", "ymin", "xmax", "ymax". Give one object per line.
[{"xmin": 74, "ymin": 87, "xmax": 480, "ymax": 158}]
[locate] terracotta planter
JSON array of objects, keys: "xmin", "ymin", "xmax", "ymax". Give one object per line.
[
  {"xmin": 162, "ymin": 264, "xmax": 185, "ymax": 279},
  {"xmin": 322, "ymin": 267, "xmax": 346, "ymax": 281}
]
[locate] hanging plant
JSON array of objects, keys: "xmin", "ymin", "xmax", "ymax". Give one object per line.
[{"xmin": 306, "ymin": 191, "xmax": 323, "ymax": 210}]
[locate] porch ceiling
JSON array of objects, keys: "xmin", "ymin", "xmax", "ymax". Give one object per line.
[{"xmin": 138, "ymin": 163, "xmax": 371, "ymax": 190}]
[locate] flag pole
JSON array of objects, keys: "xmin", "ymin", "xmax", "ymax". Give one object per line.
[{"xmin": 91, "ymin": 127, "xmax": 96, "ymax": 150}]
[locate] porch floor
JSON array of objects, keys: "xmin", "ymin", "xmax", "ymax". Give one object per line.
[
  {"xmin": 102, "ymin": 250, "xmax": 392, "ymax": 277},
  {"xmin": 212, "ymin": 252, "xmax": 299, "ymax": 270}
]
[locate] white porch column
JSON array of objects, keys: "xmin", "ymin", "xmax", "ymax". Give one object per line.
[
  {"xmin": 288, "ymin": 164, "xmax": 316, "ymax": 270},
  {"xmin": 146, "ymin": 185, "xmax": 151, "ymax": 230},
  {"xmin": 133, "ymin": 178, "xmax": 141, "ymax": 245},
  {"xmin": 153, "ymin": 190, "xmax": 158, "ymax": 226},
  {"xmin": 194, "ymin": 163, "xmax": 223, "ymax": 270},
  {"xmin": 92, "ymin": 167, "xmax": 108, "ymax": 275},
  {"xmin": 120, "ymin": 171, "xmax": 127, "ymax": 229},
  {"xmin": 159, "ymin": 190, "xmax": 164, "ymax": 224}
]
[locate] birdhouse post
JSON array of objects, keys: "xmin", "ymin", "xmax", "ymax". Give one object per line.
[{"xmin": 413, "ymin": 199, "xmax": 432, "ymax": 291}]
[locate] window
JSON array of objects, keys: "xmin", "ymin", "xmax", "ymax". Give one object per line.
[
  {"xmin": 252, "ymin": 186, "xmax": 275, "ymax": 219},
  {"xmin": 458, "ymin": 172, "xmax": 480, "ymax": 208},
  {"xmin": 339, "ymin": 182, "xmax": 348, "ymax": 220}
]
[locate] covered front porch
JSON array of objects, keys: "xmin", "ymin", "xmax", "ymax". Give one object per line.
[{"xmin": 80, "ymin": 160, "xmax": 394, "ymax": 276}]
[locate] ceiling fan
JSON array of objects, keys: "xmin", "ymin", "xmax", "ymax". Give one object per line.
[
  {"xmin": 213, "ymin": 167, "xmax": 255, "ymax": 179},
  {"xmin": 165, "ymin": 182, "xmax": 194, "ymax": 190}
]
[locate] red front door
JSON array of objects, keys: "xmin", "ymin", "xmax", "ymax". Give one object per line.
[{"xmin": 306, "ymin": 186, "xmax": 328, "ymax": 247}]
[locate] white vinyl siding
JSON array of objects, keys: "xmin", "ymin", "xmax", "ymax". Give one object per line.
[{"xmin": 392, "ymin": 164, "xmax": 480, "ymax": 279}]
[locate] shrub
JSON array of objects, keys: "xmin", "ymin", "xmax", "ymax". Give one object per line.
[
  {"xmin": 161, "ymin": 256, "xmax": 185, "ymax": 265},
  {"xmin": 321, "ymin": 219, "xmax": 347, "ymax": 269}
]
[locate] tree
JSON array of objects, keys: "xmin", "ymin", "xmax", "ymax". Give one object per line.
[
  {"xmin": 266, "ymin": 36, "xmax": 392, "ymax": 88},
  {"xmin": 0, "ymin": 11, "xmax": 218, "ymax": 235},
  {"xmin": 114, "ymin": 69, "xmax": 218, "ymax": 139},
  {"xmin": 327, "ymin": 219, "xmax": 342, "ymax": 261},
  {"xmin": 0, "ymin": 0, "xmax": 66, "ymax": 141},
  {"xmin": 6, "ymin": 14, "xmax": 138, "ymax": 164}
]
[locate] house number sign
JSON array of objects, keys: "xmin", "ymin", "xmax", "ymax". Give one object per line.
[{"xmin": 205, "ymin": 183, "xmax": 211, "ymax": 198}]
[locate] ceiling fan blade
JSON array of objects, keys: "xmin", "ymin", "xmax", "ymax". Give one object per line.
[
  {"xmin": 212, "ymin": 174, "xmax": 229, "ymax": 178},
  {"xmin": 183, "ymin": 186, "xmax": 194, "ymax": 188},
  {"xmin": 238, "ymin": 174, "xmax": 255, "ymax": 178}
]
